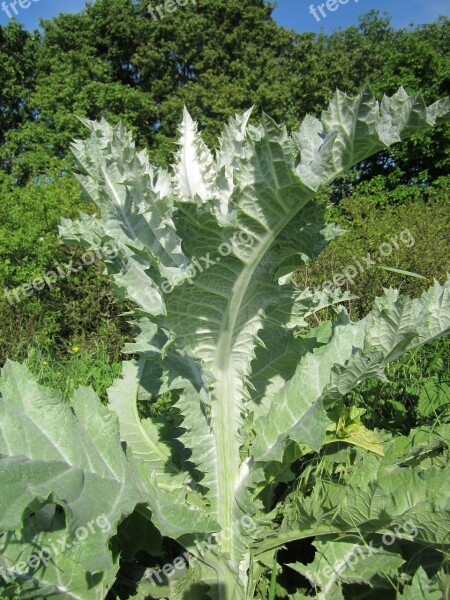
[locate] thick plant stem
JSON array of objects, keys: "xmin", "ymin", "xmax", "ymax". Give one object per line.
[{"xmin": 216, "ymin": 562, "xmax": 243, "ymax": 600}]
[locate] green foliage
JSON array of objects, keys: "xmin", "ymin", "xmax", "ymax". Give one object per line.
[
  {"xmin": 274, "ymin": 423, "xmax": 450, "ymax": 599},
  {"xmin": 346, "ymin": 336, "xmax": 450, "ymax": 434},
  {"xmin": 296, "ymin": 176, "xmax": 450, "ymax": 319},
  {"xmin": 0, "ymin": 281, "xmax": 129, "ymax": 367},
  {"xmin": 0, "ymin": 175, "xmax": 82, "ymax": 287},
  {"xmin": 0, "ymin": 21, "xmax": 36, "ymax": 148},
  {"xmin": 0, "ymin": 173, "xmax": 130, "ymax": 363},
  {"xmin": 1, "ymin": 5, "xmax": 449, "ymax": 181}
]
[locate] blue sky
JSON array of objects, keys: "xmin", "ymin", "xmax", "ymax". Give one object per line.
[
  {"xmin": 274, "ymin": 0, "xmax": 449, "ymax": 32},
  {"xmin": 0, "ymin": 0, "xmax": 448, "ymax": 32}
]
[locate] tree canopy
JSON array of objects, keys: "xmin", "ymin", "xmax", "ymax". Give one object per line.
[{"xmin": 1, "ymin": 2, "xmax": 448, "ymax": 182}]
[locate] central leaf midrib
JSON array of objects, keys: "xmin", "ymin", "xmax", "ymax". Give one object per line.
[{"xmin": 213, "ymin": 191, "xmax": 313, "ymax": 560}]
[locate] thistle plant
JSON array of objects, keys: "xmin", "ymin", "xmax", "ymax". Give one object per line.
[{"xmin": 0, "ymin": 86, "xmax": 449, "ymax": 599}]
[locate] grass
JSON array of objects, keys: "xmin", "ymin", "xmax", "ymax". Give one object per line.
[{"xmin": 16, "ymin": 341, "xmax": 122, "ymax": 404}]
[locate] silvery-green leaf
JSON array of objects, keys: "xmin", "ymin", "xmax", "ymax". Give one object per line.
[
  {"xmin": 49, "ymin": 87, "xmax": 450, "ymax": 598},
  {"xmin": 0, "ymin": 361, "xmax": 146, "ymax": 572}
]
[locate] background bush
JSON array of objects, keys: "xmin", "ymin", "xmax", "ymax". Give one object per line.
[{"xmin": 296, "ymin": 176, "xmax": 450, "ymax": 318}]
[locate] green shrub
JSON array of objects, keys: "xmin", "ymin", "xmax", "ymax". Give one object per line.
[
  {"xmin": 0, "ymin": 173, "xmax": 130, "ymax": 364},
  {"xmin": 295, "ymin": 175, "xmax": 450, "ymax": 318}
]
